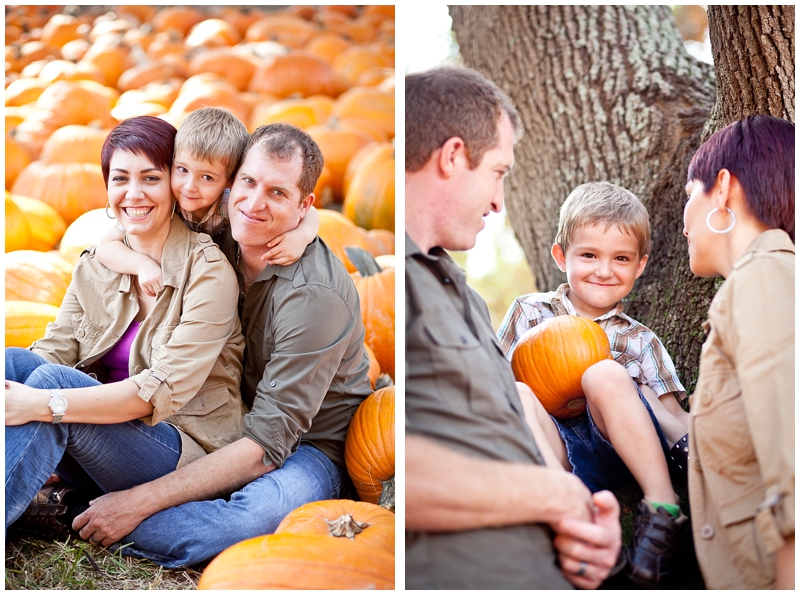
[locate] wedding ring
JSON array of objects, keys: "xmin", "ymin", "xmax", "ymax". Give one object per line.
[{"xmin": 577, "ymin": 560, "xmax": 588, "ymax": 576}]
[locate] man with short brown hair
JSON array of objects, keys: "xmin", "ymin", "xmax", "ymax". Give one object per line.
[{"xmin": 405, "ymin": 65, "xmax": 622, "ymax": 589}]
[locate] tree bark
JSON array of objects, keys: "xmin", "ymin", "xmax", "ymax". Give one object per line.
[
  {"xmin": 449, "ymin": 5, "xmax": 794, "ymax": 392},
  {"xmin": 704, "ymin": 5, "xmax": 794, "ymax": 138}
]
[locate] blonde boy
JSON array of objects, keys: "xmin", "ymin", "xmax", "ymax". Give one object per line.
[
  {"xmin": 498, "ymin": 181, "xmax": 690, "ymax": 588},
  {"xmin": 97, "ymin": 108, "xmax": 319, "ymax": 295}
]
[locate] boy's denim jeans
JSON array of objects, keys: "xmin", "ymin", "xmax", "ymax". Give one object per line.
[{"xmin": 5, "ymin": 347, "xmax": 344, "ymax": 568}]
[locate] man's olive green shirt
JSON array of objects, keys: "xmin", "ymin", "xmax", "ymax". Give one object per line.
[
  {"xmin": 405, "ymin": 234, "xmax": 572, "ymax": 589},
  {"xmin": 220, "ymin": 233, "xmax": 372, "ymax": 470}
]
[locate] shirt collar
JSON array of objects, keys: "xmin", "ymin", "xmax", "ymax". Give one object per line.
[{"xmin": 556, "ymin": 282, "xmax": 626, "ymax": 322}]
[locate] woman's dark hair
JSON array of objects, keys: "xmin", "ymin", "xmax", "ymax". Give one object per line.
[
  {"xmin": 101, "ymin": 116, "xmax": 178, "ymax": 185},
  {"xmin": 687, "ymin": 115, "xmax": 794, "ymax": 241}
]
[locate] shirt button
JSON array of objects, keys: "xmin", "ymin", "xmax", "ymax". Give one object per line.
[
  {"xmin": 270, "ymin": 381, "xmax": 277, "ymax": 387},
  {"xmin": 701, "ymin": 391, "xmax": 713, "ymax": 405},
  {"xmin": 443, "ymin": 277, "xmax": 451, "ymax": 284},
  {"xmin": 76, "ymin": 328, "xmax": 86, "ymax": 338},
  {"xmin": 700, "ymin": 524, "xmax": 715, "ymax": 539},
  {"xmin": 460, "ymin": 335, "xmax": 468, "ymax": 344},
  {"xmin": 244, "ymin": 317, "xmax": 249, "ymax": 324}
]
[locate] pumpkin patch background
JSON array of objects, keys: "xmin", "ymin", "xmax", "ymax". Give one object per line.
[{"xmin": 5, "ymin": 4, "xmax": 395, "ymax": 590}]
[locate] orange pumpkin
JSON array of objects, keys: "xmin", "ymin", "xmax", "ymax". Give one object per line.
[
  {"xmin": 303, "ymin": 32, "xmax": 352, "ymax": 65},
  {"xmin": 331, "ymin": 45, "xmax": 391, "ymax": 89},
  {"xmin": 346, "ymin": 247, "xmax": 395, "ymax": 380},
  {"xmin": 187, "ymin": 48, "xmax": 259, "ymax": 92},
  {"xmin": 511, "ymin": 315, "xmax": 612, "ymax": 419},
  {"xmin": 184, "ymin": 19, "xmax": 242, "ymax": 49},
  {"xmin": 58, "ymin": 207, "xmax": 117, "ymax": 265},
  {"xmin": 5, "ymin": 133, "xmax": 32, "ymax": 190},
  {"xmin": 197, "ymin": 533, "xmax": 394, "ymax": 590},
  {"xmin": 332, "ymin": 86, "xmax": 394, "ymax": 139},
  {"xmin": 5, "ymin": 194, "xmax": 30, "ymax": 252},
  {"xmin": 316, "ymin": 209, "xmax": 371, "ymax": 273},
  {"xmin": 364, "ymin": 343, "xmax": 381, "ymax": 389},
  {"xmin": 11, "ymin": 160, "xmax": 107, "ymax": 225},
  {"xmin": 7, "ymin": 192, "xmax": 67, "ymax": 252},
  {"xmin": 365, "ymin": 229, "xmax": 395, "ymax": 257},
  {"xmin": 248, "ymin": 52, "xmax": 342, "ymax": 99},
  {"xmin": 342, "ymin": 142, "xmax": 394, "ymax": 232},
  {"xmin": 345, "ymin": 386, "xmax": 395, "ymax": 509},
  {"xmin": 39, "ymin": 124, "xmax": 109, "ymax": 166},
  {"xmin": 5, "ymin": 300, "xmax": 61, "ymax": 348},
  {"xmin": 306, "ymin": 120, "xmax": 374, "ymax": 202},
  {"xmin": 5, "ymin": 250, "xmax": 74, "ymax": 307},
  {"xmin": 152, "ymin": 6, "xmax": 206, "ymax": 36},
  {"xmin": 275, "ymin": 499, "xmax": 394, "ymax": 554}
]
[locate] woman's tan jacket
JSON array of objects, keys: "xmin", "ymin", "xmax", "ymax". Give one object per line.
[
  {"xmin": 31, "ymin": 220, "xmax": 246, "ymax": 468},
  {"xmin": 688, "ymin": 229, "xmax": 794, "ymax": 589}
]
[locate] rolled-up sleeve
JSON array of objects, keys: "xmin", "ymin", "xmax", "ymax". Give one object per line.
[
  {"xmin": 243, "ymin": 284, "xmax": 355, "ymax": 468},
  {"xmin": 129, "ymin": 255, "xmax": 241, "ymax": 425},
  {"xmin": 730, "ymin": 255, "xmax": 794, "ymax": 549}
]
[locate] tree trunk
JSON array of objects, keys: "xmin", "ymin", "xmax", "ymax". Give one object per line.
[{"xmin": 449, "ymin": 5, "xmax": 793, "ymax": 392}]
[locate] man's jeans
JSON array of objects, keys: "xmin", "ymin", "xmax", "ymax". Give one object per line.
[
  {"xmin": 5, "ymin": 348, "xmax": 182, "ymax": 525},
  {"xmin": 6, "ymin": 348, "xmax": 344, "ymax": 568},
  {"xmin": 121, "ymin": 442, "xmax": 343, "ymax": 568}
]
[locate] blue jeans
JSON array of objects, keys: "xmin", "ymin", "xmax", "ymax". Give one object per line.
[
  {"xmin": 119, "ymin": 442, "xmax": 343, "ymax": 568},
  {"xmin": 554, "ymin": 383, "xmax": 670, "ymax": 493},
  {"xmin": 5, "ymin": 348, "xmax": 182, "ymax": 526}
]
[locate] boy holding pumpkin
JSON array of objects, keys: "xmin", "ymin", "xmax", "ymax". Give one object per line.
[
  {"xmin": 498, "ymin": 181, "xmax": 691, "ymax": 588},
  {"xmin": 95, "ymin": 107, "xmax": 320, "ymax": 295}
]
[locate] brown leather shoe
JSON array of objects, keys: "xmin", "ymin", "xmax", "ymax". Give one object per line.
[
  {"xmin": 624, "ymin": 499, "xmax": 686, "ymax": 588},
  {"xmin": 8, "ymin": 485, "xmax": 89, "ymax": 541}
]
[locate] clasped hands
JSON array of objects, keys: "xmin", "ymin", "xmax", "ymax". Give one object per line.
[{"xmin": 551, "ymin": 488, "xmax": 622, "ymax": 589}]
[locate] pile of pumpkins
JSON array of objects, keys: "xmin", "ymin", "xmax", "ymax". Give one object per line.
[{"xmin": 6, "ymin": 6, "xmax": 395, "ymax": 587}]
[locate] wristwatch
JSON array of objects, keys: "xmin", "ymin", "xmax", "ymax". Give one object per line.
[{"xmin": 48, "ymin": 389, "xmax": 68, "ymax": 424}]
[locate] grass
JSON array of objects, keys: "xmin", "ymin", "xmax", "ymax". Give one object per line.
[{"xmin": 5, "ymin": 535, "xmax": 204, "ymax": 590}]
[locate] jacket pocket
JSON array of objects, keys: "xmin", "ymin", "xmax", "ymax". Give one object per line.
[
  {"xmin": 693, "ymin": 371, "xmax": 757, "ymax": 474},
  {"xmin": 170, "ymin": 383, "xmax": 244, "ymax": 453},
  {"xmin": 70, "ymin": 314, "xmax": 105, "ymax": 349}
]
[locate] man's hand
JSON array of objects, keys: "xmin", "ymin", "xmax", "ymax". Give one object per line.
[
  {"xmin": 552, "ymin": 490, "xmax": 622, "ymax": 589},
  {"xmin": 73, "ymin": 488, "xmax": 148, "ymax": 547}
]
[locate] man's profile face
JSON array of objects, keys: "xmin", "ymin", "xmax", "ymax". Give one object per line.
[
  {"xmin": 229, "ymin": 145, "xmax": 312, "ymax": 248},
  {"xmin": 440, "ymin": 112, "xmax": 516, "ymax": 251}
]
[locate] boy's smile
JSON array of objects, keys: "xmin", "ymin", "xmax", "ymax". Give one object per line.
[
  {"xmin": 171, "ymin": 151, "xmax": 229, "ymax": 220},
  {"xmin": 552, "ymin": 223, "xmax": 648, "ymax": 319}
]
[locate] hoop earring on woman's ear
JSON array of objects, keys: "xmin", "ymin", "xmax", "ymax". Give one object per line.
[
  {"xmin": 171, "ymin": 200, "xmax": 177, "ymax": 219},
  {"xmin": 105, "ymin": 202, "xmax": 116, "ymax": 220},
  {"xmin": 706, "ymin": 207, "xmax": 736, "ymax": 234}
]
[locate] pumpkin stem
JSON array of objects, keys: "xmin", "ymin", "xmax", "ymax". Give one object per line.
[
  {"xmin": 345, "ymin": 246, "xmax": 382, "ymax": 277},
  {"xmin": 325, "ymin": 513, "xmax": 369, "ymax": 539},
  {"xmin": 378, "ymin": 476, "xmax": 395, "ymax": 512}
]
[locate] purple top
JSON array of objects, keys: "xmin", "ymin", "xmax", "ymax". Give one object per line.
[{"xmin": 100, "ymin": 321, "xmax": 141, "ymax": 383}]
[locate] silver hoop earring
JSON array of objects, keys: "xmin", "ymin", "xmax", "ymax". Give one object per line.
[
  {"xmin": 170, "ymin": 200, "xmax": 177, "ymax": 220},
  {"xmin": 706, "ymin": 208, "xmax": 736, "ymax": 234},
  {"xmin": 105, "ymin": 202, "xmax": 116, "ymax": 220}
]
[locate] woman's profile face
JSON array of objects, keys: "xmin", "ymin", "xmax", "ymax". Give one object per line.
[
  {"xmin": 683, "ymin": 179, "xmax": 720, "ymax": 277},
  {"xmin": 107, "ymin": 150, "xmax": 173, "ymax": 240}
]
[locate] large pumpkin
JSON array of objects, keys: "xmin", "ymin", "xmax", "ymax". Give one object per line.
[
  {"xmin": 345, "ymin": 385, "xmax": 395, "ymax": 510},
  {"xmin": 5, "ymin": 300, "xmax": 61, "ymax": 348},
  {"xmin": 7, "ymin": 192, "xmax": 67, "ymax": 252},
  {"xmin": 342, "ymin": 142, "xmax": 394, "ymax": 232},
  {"xmin": 511, "ymin": 315, "xmax": 612, "ymax": 419},
  {"xmin": 5, "ymin": 250, "xmax": 74, "ymax": 307},
  {"xmin": 11, "ymin": 160, "xmax": 108, "ymax": 225},
  {"xmin": 275, "ymin": 499, "xmax": 394, "ymax": 554},
  {"xmin": 345, "ymin": 247, "xmax": 395, "ymax": 380},
  {"xmin": 316, "ymin": 209, "xmax": 371, "ymax": 273},
  {"xmin": 197, "ymin": 533, "xmax": 394, "ymax": 590},
  {"xmin": 58, "ymin": 208, "xmax": 117, "ymax": 265},
  {"xmin": 5, "ymin": 193, "xmax": 30, "ymax": 252}
]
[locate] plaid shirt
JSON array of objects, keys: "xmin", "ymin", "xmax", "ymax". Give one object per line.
[
  {"xmin": 497, "ymin": 283, "xmax": 687, "ymax": 405},
  {"xmin": 179, "ymin": 188, "xmax": 229, "ymax": 238}
]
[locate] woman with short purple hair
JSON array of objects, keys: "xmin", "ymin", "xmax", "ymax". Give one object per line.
[
  {"xmin": 683, "ymin": 115, "xmax": 794, "ymax": 589},
  {"xmin": 5, "ymin": 116, "xmax": 245, "ymax": 545}
]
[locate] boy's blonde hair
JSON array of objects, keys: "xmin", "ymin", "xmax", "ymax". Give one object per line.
[
  {"xmin": 555, "ymin": 182, "xmax": 651, "ymax": 259},
  {"xmin": 174, "ymin": 108, "xmax": 249, "ymax": 180}
]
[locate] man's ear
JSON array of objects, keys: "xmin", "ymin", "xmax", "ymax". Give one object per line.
[
  {"xmin": 551, "ymin": 243, "xmax": 567, "ymax": 272},
  {"xmin": 437, "ymin": 137, "xmax": 467, "ymax": 178},
  {"xmin": 635, "ymin": 254, "xmax": 649, "ymax": 279},
  {"xmin": 299, "ymin": 193, "xmax": 315, "ymax": 216}
]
